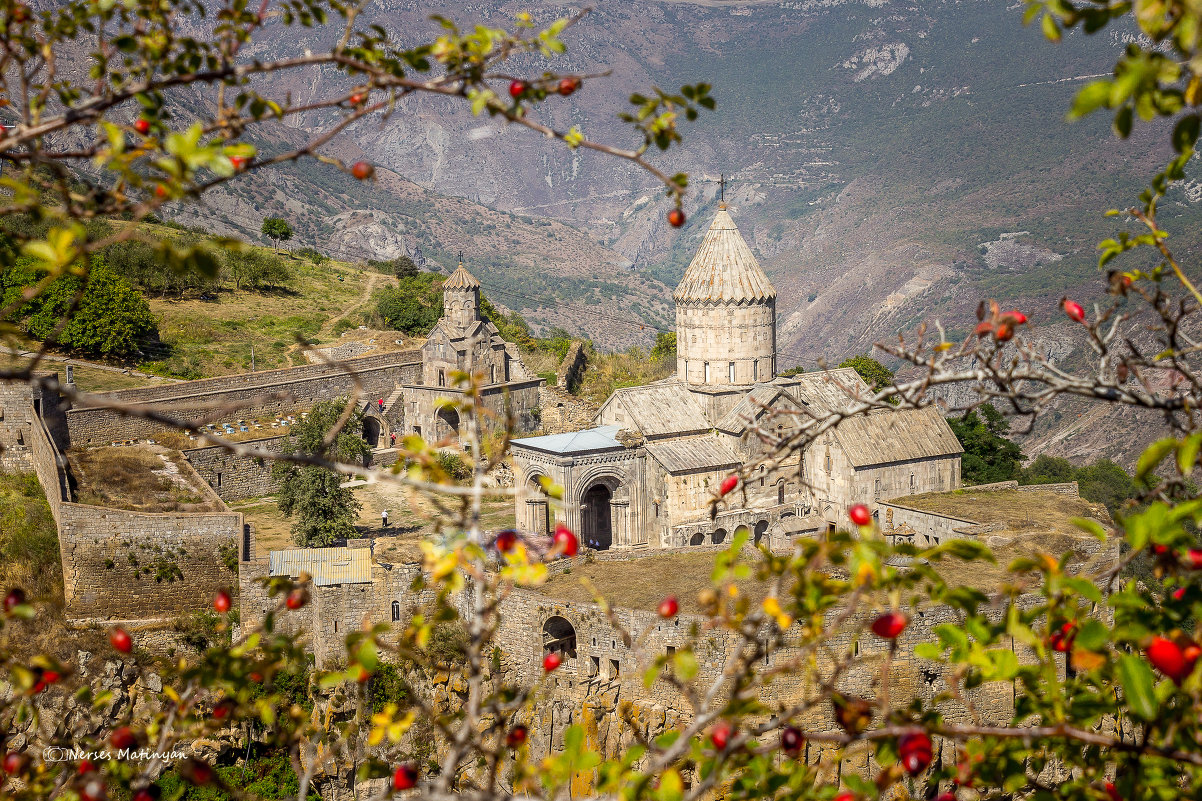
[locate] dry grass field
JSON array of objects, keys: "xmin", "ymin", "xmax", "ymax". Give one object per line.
[{"xmin": 68, "ymin": 445, "xmax": 221, "ymax": 512}]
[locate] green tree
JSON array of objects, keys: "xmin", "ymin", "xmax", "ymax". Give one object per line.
[
  {"xmin": 946, "ymin": 404, "xmax": 1024, "ymax": 485},
  {"xmin": 1020, "ymin": 454, "xmax": 1137, "ymax": 513},
  {"xmin": 260, "ymin": 218, "xmax": 293, "ymax": 254},
  {"xmin": 224, "ymin": 249, "xmax": 291, "ymax": 292},
  {"xmin": 650, "ymin": 331, "xmax": 676, "ymax": 363},
  {"xmin": 839, "ymin": 355, "xmax": 894, "ymax": 392},
  {"xmin": 272, "ymin": 399, "xmax": 371, "ymax": 547},
  {"xmin": 374, "ymin": 274, "xmax": 444, "ymax": 335},
  {"xmin": 1020, "ymin": 454, "xmax": 1077, "ymax": 485},
  {"xmin": 20, "ymin": 260, "xmax": 157, "ymax": 358},
  {"xmin": 392, "ymin": 254, "xmax": 418, "ymax": 278}
]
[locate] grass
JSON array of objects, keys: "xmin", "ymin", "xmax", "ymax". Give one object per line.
[
  {"xmin": 574, "ymin": 347, "xmax": 675, "ymax": 404},
  {"xmin": 892, "ymin": 487, "xmax": 1110, "ymax": 538},
  {"xmin": 66, "ymin": 364, "xmax": 161, "ymax": 393},
  {"xmin": 140, "ymin": 257, "xmax": 382, "ymax": 378},
  {"xmin": 68, "ymin": 445, "xmax": 220, "ymax": 512},
  {"xmin": 0, "ymin": 471, "xmax": 61, "ymax": 605}
]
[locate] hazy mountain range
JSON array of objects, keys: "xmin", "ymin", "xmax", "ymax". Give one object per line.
[{"xmin": 162, "ymin": 0, "xmax": 1202, "ymax": 465}]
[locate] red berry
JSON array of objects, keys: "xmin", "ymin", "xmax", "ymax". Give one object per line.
[
  {"xmin": 392, "ymin": 763, "xmax": 418, "ymax": 791},
  {"xmin": 229, "ymin": 156, "xmax": 246, "ymax": 169},
  {"xmin": 78, "ymin": 759, "xmax": 96, "ymax": 775},
  {"xmin": 780, "ymin": 725, "xmax": 803, "ymax": 754},
  {"xmin": 249, "ymin": 671, "xmax": 263, "ymax": 683},
  {"xmin": 81, "ymin": 777, "xmax": 106, "ymax": 801},
  {"xmin": 543, "ymin": 652, "xmax": 562, "ymax": 672},
  {"xmin": 553, "ymin": 524, "xmax": 578, "ymax": 557},
  {"xmin": 1185, "ymin": 643, "xmax": 1202, "ymax": 665},
  {"xmin": 3, "ymin": 751, "xmax": 28, "ymax": 775},
  {"xmin": 212, "ymin": 698, "xmax": 235, "ymax": 720},
  {"xmin": 1063, "ymin": 299, "xmax": 1085, "ymax": 323},
  {"xmin": 898, "ymin": 730, "xmax": 933, "ymax": 775},
  {"xmin": 213, "ymin": 590, "xmax": 231, "ymax": 613},
  {"xmin": 285, "ymin": 588, "xmax": 307, "ymax": 610},
  {"xmin": 110, "ymin": 726, "xmax": 138, "ymax": 750},
  {"xmin": 154, "ymin": 185, "xmax": 167, "ymax": 198},
  {"xmin": 351, "ymin": 161, "xmax": 374, "ymax": 180},
  {"xmin": 505, "ymin": 725, "xmax": 528, "ymax": 748},
  {"xmin": 181, "ymin": 759, "xmax": 213, "ymax": 786},
  {"xmin": 849, "ymin": 504, "xmax": 871, "ymax": 526},
  {"xmin": 1173, "ymin": 587, "xmax": 1188, "ymax": 601},
  {"xmin": 350, "ymin": 92, "xmax": 365, "ymax": 105},
  {"xmin": 709, "ymin": 721, "xmax": 733, "ymax": 750},
  {"xmin": 1146, "ymin": 636, "xmax": 1191, "ymax": 684},
  {"xmin": 495, "ymin": 530, "xmax": 517, "ymax": 553},
  {"xmin": 110, "ymin": 627, "xmax": 132, "ymax": 653},
  {"xmin": 508, "ymin": 80, "xmax": 527, "ymax": 99},
  {"xmin": 936, "ymin": 794, "xmax": 957, "ymax": 801},
  {"xmin": 1187, "ymin": 549, "xmax": 1202, "ymax": 569},
  {"xmin": 42, "ymin": 669, "xmax": 60, "ymax": 685},
  {"xmin": 4, "ymin": 587, "xmax": 25, "ymax": 612},
  {"xmin": 833, "ymin": 794, "xmax": 856, "ymax": 801},
  {"xmin": 1104, "ymin": 782, "xmax": 1121, "ymax": 801},
  {"xmin": 994, "ymin": 322, "xmax": 1014, "ymax": 342},
  {"xmin": 1050, "ymin": 621, "xmax": 1077, "ymax": 653},
  {"xmin": 657, "ymin": 596, "xmax": 679, "ymax": 618},
  {"xmin": 1152, "ymin": 544, "xmax": 1169, "ymax": 555},
  {"xmin": 1002, "ymin": 310, "xmax": 1027, "ymax": 325},
  {"xmin": 719, "ymin": 474, "xmax": 738, "ymax": 496},
  {"xmin": 134, "ymin": 119, "xmax": 151, "ymax": 135},
  {"xmin": 558, "ymin": 77, "xmax": 579, "ymax": 96},
  {"xmin": 974, "ymin": 321, "xmax": 993, "ymax": 337},
  {"xmin": 131, "ymin": 788, "xmax": 160, "ymax": 801},
  {"xmin": 871, "ymin": 611, "xmax": 908, "ymax": 639},
  {"xmin": 667, "ymin": 208, "xmax": 686, "ymax": 228}
]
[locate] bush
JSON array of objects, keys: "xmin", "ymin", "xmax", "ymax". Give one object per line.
[
  {"xmin": 374, "ymin": 273, "xmax": 443, "ymax": 335},
  {"xmin": 435, "ymin": 451, "xmax": 471, "ymax": 482}
]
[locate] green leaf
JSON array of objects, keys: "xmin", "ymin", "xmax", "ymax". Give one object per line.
[
  {"xmin": 1178, "ymin": 432, "xmax": 1202, "ymax": 476},
  {"xmin": 655, "ymin": 769, "xmax": 683, "ymax": 801},
  {"xmin": 1173, "ymin": 114, "xmax": 1201, "ymax": 153},
  {"xmin": 1069, "ymin": 80, "xmax": 1113, "ymax": 119},
  {"xmin": 1042, "ymin": 13, "xmax": 1062, "ymax": 41},
  {"xmin": 1071, "ymin": 517, "xmax": 1108, "ymax": 541},
  {"xmin": 1117, "ymin": 654, "xmax": 1158, "ymax": 721},
  {"xmin": 1075, "ymin": 619, "xmax": 1110, "ymax": 651},
  {"xmin": 1137, "ymin": 437, "xmax": 1177, "ymax": 482}
]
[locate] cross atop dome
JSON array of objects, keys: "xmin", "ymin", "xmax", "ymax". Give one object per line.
[{"xmin": 672, "ymin": 208, "xmax": 775, "ymax": 304}]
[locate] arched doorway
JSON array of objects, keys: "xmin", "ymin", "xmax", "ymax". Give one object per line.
[
  {"xmin": 689, "ymin": 530, "xmax": 705, "ymax": 546},
  {"xmin": 713, "ymin": 528, "xmax": 727, "ymax": 545},
  {"xmin": 435, "ymin": 407, "xmax": 460, "ymax": 443},
  {"xmin": 525, "ymin": 475, "xmax": 552, "ymax": 535},
  {"xmin": 734, "ymin": 524, "xmax": 750, "ymax": 543},
  {"xmin": 581, "ymin": 484, "xmax": 613, "ymax": 551},
  {"xmin": 754, "ymin": 520, "xmax": 769, "ymax": 546},
  {"xmin": 542, "ymin": 616, "xmax": 577, "ymax": 660},
  {"xmin": 363, "ymin": 417, "xmax": 381, "ymax": 449}
]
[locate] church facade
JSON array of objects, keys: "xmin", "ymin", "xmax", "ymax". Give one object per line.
[{"xmin": 510, "ymin": 208, "xmax": 963, "ymax": 551}]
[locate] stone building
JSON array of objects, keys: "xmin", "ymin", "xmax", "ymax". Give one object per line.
[
  {"xmin": 401, "ymin": 263, "xmax": 541, "ymax": 443},
  {"xmin": 509, "ymin": 207, "xmax": 963, "ymax": 550}
]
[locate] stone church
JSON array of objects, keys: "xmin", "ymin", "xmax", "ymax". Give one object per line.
[{"xmin": 510, "ymin": 207, "xmax": 963, "ymax": 551}]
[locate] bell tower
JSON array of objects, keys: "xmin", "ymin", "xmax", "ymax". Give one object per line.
[
  {"xmin": 673, "ymin": 206, "xmax": 777, "ymax": 386},
  {"xmin": 442, "ymin": 258, "xmax": 481, "ymax": 332}
]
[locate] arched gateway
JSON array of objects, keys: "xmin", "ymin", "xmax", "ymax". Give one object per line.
[{"xmin": 581, "ymin": 482, "xmax": 613, "ymax": 551}]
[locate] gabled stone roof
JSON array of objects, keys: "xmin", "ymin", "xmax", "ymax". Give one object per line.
[
  {"xmin": 831, "ymin": 406, "xmax": 964, "ymax": 468},
  {"xmin": 715, "ymin": 384, "xmax": 804, "ymax": 433},
  {"xmin": 600, "ymin": 382, "xmax": 711, "ymax": 438},
  {"xmin": 645, "ymin": 436, "xmax": 742, "ymax": 474},
  {"xmin": 673, "ymin": 208, "xmax": 776, "ymax": 303},
  {"xmin": 443, "ymin": 264, "xmax": 480, "ymax": 289}
]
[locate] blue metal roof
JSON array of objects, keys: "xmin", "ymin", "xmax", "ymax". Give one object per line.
[{"xmin": 512, "ymin": 424, "xmax": 624, "ymax": 455}]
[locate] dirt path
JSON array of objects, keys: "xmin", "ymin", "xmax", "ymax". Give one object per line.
[{"xmin": 281, "ymin": 270, "xmax": 394, "ymax": 367}]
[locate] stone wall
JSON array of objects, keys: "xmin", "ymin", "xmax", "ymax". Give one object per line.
[
  {"xmin": 65, "ymin": 351, "xmax": 422, "ymax": 446},
  {"xmin": 879, "ymin": 501, "xmax": 978, "ymax": 547},
  {"xmin": 57, "ymin": 502, "xmax": 242, "ymax": 623},
  {"xmin": 183, "ymin": 436, "xmax": 286, "ymax": 501},
  {"xmin": 556, "ymin": 342, "xmax": 588, "ymax": 392}
]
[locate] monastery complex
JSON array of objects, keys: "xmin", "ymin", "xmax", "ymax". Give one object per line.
[{"xmin": 510, "ymin": 207, "xmax": 963, "ymax": 551}]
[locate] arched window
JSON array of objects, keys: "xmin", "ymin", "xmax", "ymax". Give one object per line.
[
  {"xmin": 778, "ymin": 480, "xmax": 786, "ymax": 505},
  {"xmin": 391, "ymin": 601, "xmax": 400, "ymax": 622}
]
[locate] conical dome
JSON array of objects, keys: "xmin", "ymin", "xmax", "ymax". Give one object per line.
[
  {"xmin": 672, "ymin": 209, "xmax": 775, "ymax": 303},
  {"xmin": 443, "ymin": 264, "xmax": 481, "ymax": 290}
]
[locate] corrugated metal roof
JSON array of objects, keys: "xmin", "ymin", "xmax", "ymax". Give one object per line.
[
  {"xmin": 608, "ymin": 383, "xmax": 711, "ymax": 437},
  {"xmin": 645, "ymin": 436, "xmax": 742, "ymax": 474},
  {"xmin": 673, "ymin": 209, "xmax": 776, "ymax": 303},
  {"xmin": 443, "ymin": 264, "xmax": 480, "ymax": 289},
  {"xmin": 512, "ymin": 424, "xmax": 625, "ymax": 455},
  {"xmin": 269, "ymin": 547, "xmax": 373, "ymax": 586},
  {"xmin": 832, "ymin": 406, "xmax": 964, "ymax": 468}
]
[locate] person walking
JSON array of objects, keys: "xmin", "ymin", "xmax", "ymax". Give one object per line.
[
  {"xmin": 377, "ymin": 398, "xmax": 384, "ymax": 412},
  {"xmin": 381, "ymin": 509, "xmax": 389, "ymax": 528}
]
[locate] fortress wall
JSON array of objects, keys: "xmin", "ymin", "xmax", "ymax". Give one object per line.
[
  {"xmin": 65, "ymin": 353, "xmax": 422, "ymax": 446},
  {"xmin": 57, "ymin": 502, "xmax": 242, "ymax": 623},
  {"xmin": 879, "ymin": 502, "xmax": 978, "ymax": 546},
  {"xmin": 184, "ymin": 436, "xmax": 286, "ymax": 501},
  {"xmin": 0, "ymin": 382, "xmax": 35, "ymax": 471}
]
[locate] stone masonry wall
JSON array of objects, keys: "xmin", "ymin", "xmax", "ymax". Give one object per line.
[
  {"xmin": 65, "ymin": 352, "xmax": 422, "ymax": 446},
  {"xmin": 183, "ymin": 436, "xmax": 286, "ymax": 501},
  {"xmin": 57, "ymin": 503, "xmax": 241, "ymax": 623},
  {"xmin": 556, "ymin": 342, "xmax": 587, "ymax": 392},
  {"xmin": 879, "ymin": 502, "xmax": 978, "ymax": 547}
]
